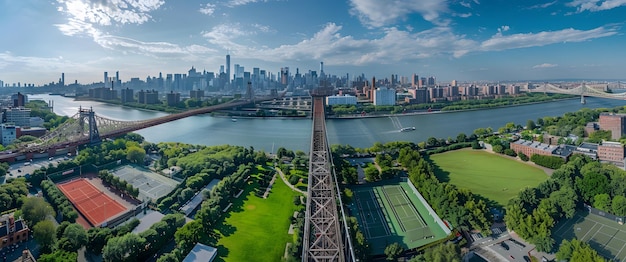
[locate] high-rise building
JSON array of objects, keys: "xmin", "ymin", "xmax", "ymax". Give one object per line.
[
  {"xmin": 226, "ymin": 53, "xmax": 231, "ymax": 83},
  {"xmin": 12, "ymin": 92, "xmax": 26, "ymax": 107},
  {"xmin": 61, "ymin": 73, "xmax": 65, "ymax": 86},
  {"xmin": 4, "ymin": 107, "xmax": 31, "ymax": 127},
  {"xmin": 412, "ymin": 74, "xmax": 419, "ymax": 87},
  {"xmin": 373, "ymin": 87, "xmax": 396, "ymax": 106},
  {"xmin": 104, "ymin": 72, "xmax": 108, "ymax": 87}
]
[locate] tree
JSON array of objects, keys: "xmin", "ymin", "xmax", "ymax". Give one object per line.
[
  {"xmin": 518, "ymin": 152, "xmax": 529, "ymax": 161},
  {"xmin": 556, "ymin": 239, "xmax": 605, "ymax": 262},
  {"xmin": 576, "ymin": 172, "xmax": 610, "ymax": 203},
  {"xmin": 21, "ymin": 197, "xmax": 54, "ymax": 227},
  {"xmin": 38, "ymin": 250, "xmax": 78, "ymax": 262},
  {"xmin": 384, "ymin": 242, "xmax": 404, "ymax": 261},
  {"xmin": 33, "ymin": 220, "xmax": 57, "ymax": 253},
  {"xmin": 127, "ymin": 146, "xmax": 146, "ymax": 164},
  {"xmin": 527, "ymin": 120, "xmax": 537, "ymax": 130},
  {"xmin": 457, "ymin": 133, "xmax": 467, "ymax": 143},
  {"xmin": 413, "ymin": 243, "xmax": 462, "ymax": 262},
  {"xmin": 593, "ymin": 193, "xmax": 611, "ymax": 212},
  {"xmin": 174, "ymin": 220, "xmax": 203, "ymax": 253},
  {"xmin": 59, "ymin": 223, "xmax": 88, "ymax": 252},
  {"xmin": 102, "ymin": 233, "xmax": 146, "ymax": 262},
  {"xmin": 612, "ymin": 195, "xmax": 626, "ymax": 216}
]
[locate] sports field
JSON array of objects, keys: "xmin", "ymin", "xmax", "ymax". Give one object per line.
[
  {"xmin": 429, "ymin": 149, "xmax": 548, "ymax": 205},
  {"xmin": 215, "ymin": 174, "xmax": 300, "ymax": 261},
  {"xmin": 349, "ymin": 179, "xmax": 449, "ymax": 254},
  {"xmin": 58, "ymin": 179, "xmax": 127, "ymax": 227},
  {"xmin": 553, "ymin": 211, "xmax": 626, "ymax": 261},
  {"xmin": 110, "ymin": 165, "xmax": 179, "ymax": 201}
]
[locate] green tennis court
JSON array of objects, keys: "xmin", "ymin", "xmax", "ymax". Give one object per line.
[
  {"xmin": 348, "ymin": 179, "xmax": 450, "ymax": 254},
  {"xmin": 553, "ymin": 211, "xmax": 626, "ymax": 261}
]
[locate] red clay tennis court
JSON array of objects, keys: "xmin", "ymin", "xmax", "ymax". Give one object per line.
[{"xmin": 58, "ymin": 178, "xmax": 126, "ymax": 227}]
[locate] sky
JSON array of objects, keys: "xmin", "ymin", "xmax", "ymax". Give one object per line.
[{"xmin": 0, "ymin": 0, "xmax": 625, "ymax": 86}]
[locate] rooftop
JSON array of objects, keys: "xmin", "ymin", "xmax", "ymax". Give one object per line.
[
  {"xmin": 513, "ymin": 139, "xmax": 557, "ymax": 153},
  {"xmin": 183, "ymin": 243, "xmax": 218, "ymax": 262}
]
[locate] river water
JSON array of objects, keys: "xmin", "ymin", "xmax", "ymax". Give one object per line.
[{"xmin": 30, "ymin": 94, "xmax": 626, "ymax": 152}]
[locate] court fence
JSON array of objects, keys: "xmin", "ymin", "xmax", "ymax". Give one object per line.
[
  {"xmin": 585, "ymin": 204, "xmax": 625, "ymax": 225},
  {"xmin": 402, "ymin": 177, "xmax": 452, "ymax": 235}
]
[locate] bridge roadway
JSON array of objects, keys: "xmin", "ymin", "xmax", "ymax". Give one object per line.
[
  {"xmin": 303, "ymin": 95, "xmax": 354, "ymax": 262},
  {"xmin": 0, "ymin": 98, "xmax": 259, "ymax": 162}
]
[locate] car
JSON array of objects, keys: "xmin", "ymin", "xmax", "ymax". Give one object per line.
[
  {"xmin": 509, "ymin": 255, "xmax": 515, "ymax": 260},
  {"xmin": 500, "ymin": 242, "xmax": 509, "ymax": 250},
  {"xmin": 17, "ymin": 169, "xmax": 21, "ymax": 172},
  {"xmin": 523, "ymin": 256, "xmax": 531, "ymax": 262}
]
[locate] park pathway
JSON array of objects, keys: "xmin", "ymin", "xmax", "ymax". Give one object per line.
[{"xmin": 275, "ymin": 167, "xmax": 307, "ymax": 195}]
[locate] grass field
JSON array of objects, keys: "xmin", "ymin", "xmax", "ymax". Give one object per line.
[
  {"xmin": 429, "ymin": 149, "xmax": 548, "ymax": 206},
  {"xmin": 215, "ymin": 173, "xmax": 300, "ymax": 262}
]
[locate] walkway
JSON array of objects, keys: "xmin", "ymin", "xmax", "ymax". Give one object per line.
[{"xmin": 275, "ymin": 167, "xmax": 307, "ymax": 195}]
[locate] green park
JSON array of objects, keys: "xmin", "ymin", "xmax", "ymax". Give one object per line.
[
  {"xmin": 429, "ymin": 149, "xmax": 548, "ymax": 206},
  {"xmin": 215, "ymin": 174, "xmax": 301, "ymax": 261}
]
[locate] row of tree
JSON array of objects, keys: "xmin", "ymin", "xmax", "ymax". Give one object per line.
[
  {"xmin": 101, "ymin": 213, "xmax": 186, "ymax": 262},
  {"xmin": 98, "ymin": 170, "xmax": 140, "ymax": 198},
  {"xmin": 0, "ymin": 177, "xmax": 28, "ymax": 213},
  {"xmin": 40, "ymin": 180, "xmax": 78, "ymax": 222},
  {"xmin": 505, "ymin": 154, "xmax": 626, "ymax": 253}
]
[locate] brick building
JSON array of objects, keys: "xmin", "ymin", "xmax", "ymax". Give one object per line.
[
  {"xmin": 0, "ymin": 214, "xmax": 29, "ymax": 250},
  {"xmin": 510, "ymin": 139, "xmax": 557, "ymax": 157},
  {"xmin": 598, "ymin": 141, "xmax": 626, "ymax": 166},
  {"xmin": 599, "ymin": 113, "xmax": 626, "ymax": 140}
]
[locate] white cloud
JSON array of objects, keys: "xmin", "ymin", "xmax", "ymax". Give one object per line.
[
  {"xmin": 349, "ymin": 0, "xmax": 449, "ymax": 27},
  {"xmin": 226, "ymin": 0, "xmax": 266, "ymax": 7},
  {"xmin": 533, "ymin": 63, "xmax": 558, "ymax": 68},
  {"xmin": 460, "ymin": 1, "xmax": 472, "ymax": 8},
  {"xmin": 480, "ymin": 26, "xmax": 617, "ymax": 51},
  {"xmin": 497, "ymin": 25, "xmax": 510, "ymax": 33},
  {"xmin": 55, "ymin": 0, "xmax": 164, "ymax": 36},
  {"xmin": 95, "ymin": 35, "xmax": 216, "ymax": 58},
  {"xmin": 568, "ymin": 0, "xmax": 626, "ymax": 12},
  {"xmin": 528, "ymin": 1, "xmax": 558, "ymax": 9},
  {"xmin": 199, "ymin": 3, "xmax": 216, "ymax": 15}
]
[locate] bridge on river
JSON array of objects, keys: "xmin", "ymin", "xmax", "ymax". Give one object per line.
[
  {"xmin": 528, "ymin": 82, "xmax": 626, "ymax": 101},
  {"xmin": 0, "ymin": 98, "xmax": 264, "ymax": 162},
  {"xmin": 302, "ymin": 91, "xmax": 355, "ymax": 261}
]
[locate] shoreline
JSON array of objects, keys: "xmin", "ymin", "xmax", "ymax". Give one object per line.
[
  {"xmin": 327, "ymin": 97, "xmax": 578, "ymax": 119},
  {"xmin": 69, "ymin": 95, "xmax": 577, "ymax": 120}
]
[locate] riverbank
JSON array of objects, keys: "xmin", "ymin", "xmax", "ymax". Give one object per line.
[{"xmin": 327, "ymin": 96, "xmax": 578, "ymax": 119}]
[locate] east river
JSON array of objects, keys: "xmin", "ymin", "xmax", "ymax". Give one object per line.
[{"xmin": 30, "ymin": 94, "xmax": 626, "ymax": 152}]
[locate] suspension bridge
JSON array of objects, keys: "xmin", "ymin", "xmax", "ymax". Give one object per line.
[
  {"xmin": 0, "ymin": 98, "xmax": 262, "ymax": 162},
  {"xmin": 528, "ymin": 82, "xmax": 626, "ymax": 102}
]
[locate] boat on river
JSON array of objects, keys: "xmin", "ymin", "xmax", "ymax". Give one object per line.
[{"xmin": 400, "ymin": 127, "xmax": 416, "ymax": 132}]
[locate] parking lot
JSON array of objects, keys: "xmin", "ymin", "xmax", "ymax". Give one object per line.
[{"xmin": 2, "ymin": 156, "xmax": 72, "ymax": 184}]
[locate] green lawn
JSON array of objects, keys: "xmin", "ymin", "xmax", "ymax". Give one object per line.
[
  {"xmin": 215, "ymin": 174, "xmax": 301, "ymax": 261},
  {"xmin": 429, "ymin": 149, "xmax": 548, "ymax": 206}
]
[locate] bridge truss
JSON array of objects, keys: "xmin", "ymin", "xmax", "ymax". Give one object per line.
[
  {"xmin": 530, "ymin": 82, "xmax": 626, "ymax": 99},
  {"xmin": 303, "ymin": 95, "xmax": 355, "ymax": 262}
]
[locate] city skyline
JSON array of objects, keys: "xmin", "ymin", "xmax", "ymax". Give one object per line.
[{"xmin": 1, "ymin": 0, "xmax": 626, "ymax": 85}]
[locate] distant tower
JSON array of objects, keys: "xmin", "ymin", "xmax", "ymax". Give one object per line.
[
  {"xmin": 61, "ymin": 73, "xmax": 65, "ymax": 86},
  {"xmin": 226, "ymin": 53, "xmax": 231, "ymax": 83},
  {"xmin": 320, "ymin": 62, "xmax": 324, "ymax": 74}
]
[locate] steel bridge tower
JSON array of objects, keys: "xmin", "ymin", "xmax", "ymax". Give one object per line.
[
  {"xmin": 303, "ymin": 88, "xmax": 355, "ymax": 262},
  {"xmin": 79, "ymin": 107, "xmax": 101, "ymax": 144}
]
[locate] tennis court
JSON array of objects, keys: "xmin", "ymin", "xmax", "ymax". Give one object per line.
[
  {"xmin": 553, "ymin": 211, "xmax": 626, "ymax": 261},
  {"xmin": 110, "ymin": 165, "xmax": 179, "ymax": 201},
  {"xmin": 58, "ymin": 179, "xmax": 127, "ymax": 227},
  {"xmin": 349, "ymin": 179, "xmax": 448, "ymax": 254}
]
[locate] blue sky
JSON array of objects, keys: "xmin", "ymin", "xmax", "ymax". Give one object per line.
[{"xmin": 0, "ymin": 0, "xmax": 625, "ymax": 85}]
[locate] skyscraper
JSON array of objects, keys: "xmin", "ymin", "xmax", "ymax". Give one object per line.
[
  {"xmin": 226, "ymin": 53, "xmax": 231, "ymax": 83},
  {"xmin": 104, "ymin": 72, "xmax": 108, "ymax": 87}
]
